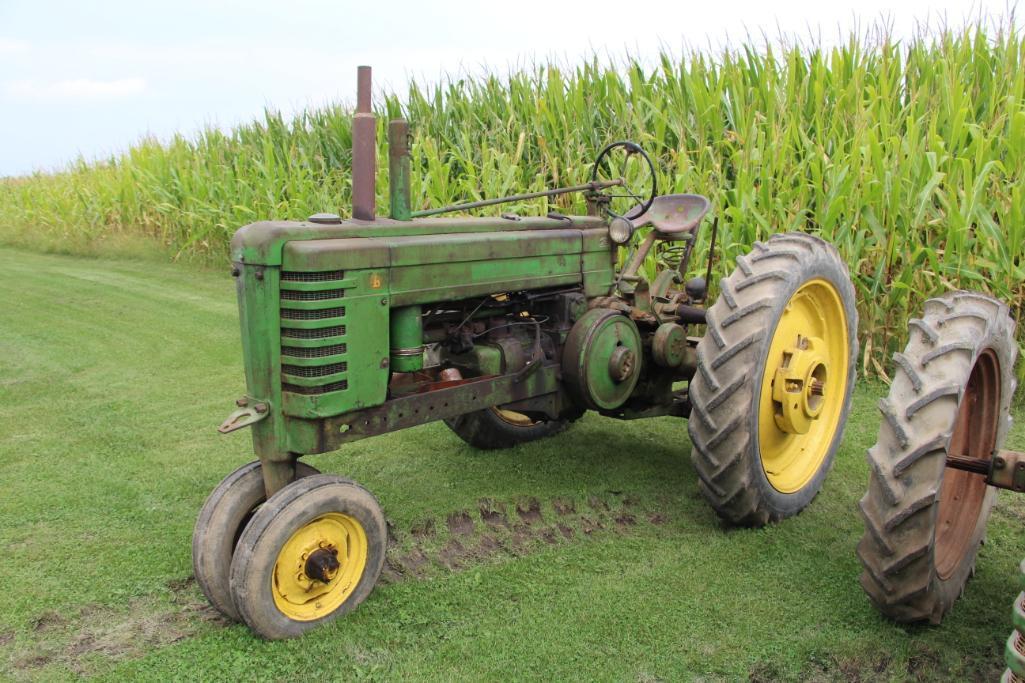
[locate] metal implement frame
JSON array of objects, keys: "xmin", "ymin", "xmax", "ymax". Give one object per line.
[{"xmin": 946, "ymin": 449, "xmax": 1025, "ymax": 492}]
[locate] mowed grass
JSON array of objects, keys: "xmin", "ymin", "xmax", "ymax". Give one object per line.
[{"xmin": 1, "ymin": 247, "xmax": 1024, "ymax": 681}]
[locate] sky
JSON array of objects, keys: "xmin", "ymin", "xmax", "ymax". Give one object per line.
[{"xmin": 0, "ymin": 0, "xmax": 1016, "ymax": 177}]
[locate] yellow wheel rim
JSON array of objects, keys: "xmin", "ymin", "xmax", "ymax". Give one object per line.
[
  {"xmin": 272, "ymin": 512, "xmax": 368, "ymax": 621},
  {"xmin": 492, "ymin": 407, "xmax": 537, "ymax": 427},
  {"xmin": 758, "ymin": 279, "xmax": 849, "ymax": 493}
]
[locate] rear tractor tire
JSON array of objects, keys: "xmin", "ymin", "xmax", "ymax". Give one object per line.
[
  {"xmin": 688, "ymin": 232, "xmax": 858, "ymax": 526},
  {"xmin": 858, "ymin": 291, "xmax": 1017, "ymax": 624},
  {"xmin": 229, "ymin": 474, "xmax": 387, "ymax": 639},
  {"xmin": 445, "ymin": 407, "xmax": 574, "ymax": 450}
]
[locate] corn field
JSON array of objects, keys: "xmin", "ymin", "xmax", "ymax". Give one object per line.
[{"xmin": 1, "ymin": 25, "xmax": 1023, "ymax": 377}]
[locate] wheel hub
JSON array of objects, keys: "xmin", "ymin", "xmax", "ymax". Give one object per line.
[
  {"xmin": 272, "ymin": 512, "xmax": 368, "ymax": 621},
  {"xmin": 758, "ymin": 278, "xmax": 850, "ymax": 494},
  {"xmin": 771, "ymin": 335, "xmax": 830, "ymax": 435},
  {"xmin": 608, "ymin": 346, "xmax": 636, "ymax": 382},
  {"xmin": 305, "ymin": 546, "xmax": 341, "ymax": 583}
]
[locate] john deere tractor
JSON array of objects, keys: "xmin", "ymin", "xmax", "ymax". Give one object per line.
[{"xmin": 194, "ymin": 67, "xmax": 859, "ymax": 639}]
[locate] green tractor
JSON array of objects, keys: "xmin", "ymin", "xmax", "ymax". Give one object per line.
[{"xmin": 194, "ymin": 66, "xmax": 859, "ymax": 639}]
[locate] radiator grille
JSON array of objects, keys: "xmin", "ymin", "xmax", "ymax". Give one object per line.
[
  {"xmin": 281, "ymin": 306, "xmax": 345, "ymax": 320},
  {"xmin": 281, "ymin": 344, "xmax": 347, "ymax": 358},
  {"xmin": 282, "ymin": 362, "xmax": 348, "ymax": 378},
  {"xmin": 280, "ymin": 271, "xmax": 350, "ymax": 397},
  {"xmin": 281, "ymin": 325, "xmax": 346, "ymax": 339},
  {"xmin": 281, "ymin": 288, "xmax": 347, "ymax": 301},
  {"xmin": 281, "ymin": 270, "xmax": 346, "ymax": 282},
  {"xmin": 282, "ymin": 380, "xmax": 349, "ymax": 395}
]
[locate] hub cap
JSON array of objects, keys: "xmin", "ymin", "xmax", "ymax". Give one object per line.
[
  {"xmin": 759, "ymin": 279, "xmax": 849, "ymax": 493},
  {"xmin": 272, "ymin": 512, "xmax": 368, "ymax": 621}
]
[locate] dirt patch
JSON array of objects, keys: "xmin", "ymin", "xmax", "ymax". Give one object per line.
[
  {"xmin": 31, "ymin": 611, "xmax": 67, "ymax": 633},
  {"xmin": 383, "ymin": 491, "xmax": 662, "ymax": 585},
  {"xmin": 0, "ymin": 630, "xmax": 13, "ymax": 646},
  {"xmin": 380, "ymin": 559, "xmax": 404, "ymax": 584},
  {"xmin": 395, "ymin": 548, "xmax": 430, "ymax": 578},
  {"xmin": 15, "ymin": 592, "xmax": 220, "ymax": 675},
  {"xmin": 411, "ymin": 518, "xmax": 436, "ymax": 540},
  {"xmin": 580, "ymin": 516, "xmax": 604, "ymax": 535},
  {"xmin": 439, "ymin": 539, "xmax": 466, "ymax": 570},
  {"xmin": 474, "ymin": 534, "xmax": 505, "ymax": 561},
  {"xmin": 446, "ymin": 511, "xmax": 474, "ymax": 536},
  {"xmin": 615, "ymin": 513, "xmax": 637, "ymax": 529},
  {"xmin": 478, "ymin": 499, "xmax": 509, "ymax": 528},
  {"xmin": 516, "ymin": 498, "xmax": 543, "ymax": 525},
  {"xmin": 166, "ymin": 576, "xmax": 195, "ymax": 593}
]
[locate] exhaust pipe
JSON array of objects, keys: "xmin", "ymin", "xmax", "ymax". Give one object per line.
[{"xmin": 351, "ymin": 65, "xmax": 375, "ymax": 220}]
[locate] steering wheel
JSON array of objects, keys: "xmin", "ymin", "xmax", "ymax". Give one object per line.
[{"xmin": 590, "ymin": 141, "xmax": 658, "ymax": 220}]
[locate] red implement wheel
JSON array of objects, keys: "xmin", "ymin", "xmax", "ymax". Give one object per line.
[{"xmin": 858, "ymin": 291, "xmax": 1017, "ymax": 623}]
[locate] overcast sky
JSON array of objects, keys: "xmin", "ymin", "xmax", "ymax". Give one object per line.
[{"xmin": 0, "ymin": 0, "xmax": 1014, "ymax": 177}]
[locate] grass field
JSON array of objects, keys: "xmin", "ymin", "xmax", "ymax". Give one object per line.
[{"xmin": 1, "ymin": 247, "xmax": 1024, "ymax": 681}]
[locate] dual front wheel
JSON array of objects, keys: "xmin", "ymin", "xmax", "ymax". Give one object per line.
[{"xmin": 193, "ymin": 462, "xmax": 387, "ymax": 639}]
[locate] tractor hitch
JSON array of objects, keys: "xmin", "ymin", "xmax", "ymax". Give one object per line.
[
  {"xmin": 945, "ymin": 449, "xmax": 1025, "ymax": 492},
  {"xmin": 217, "ymin": 397, "xmax": 269, "ymax": 434}
]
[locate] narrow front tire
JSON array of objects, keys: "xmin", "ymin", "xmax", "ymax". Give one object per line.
[{"xmin": 229, "ymin": 474, "xmax": 387, "ymax": 639}]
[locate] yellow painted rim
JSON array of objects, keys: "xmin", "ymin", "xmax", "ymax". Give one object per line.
[
  {"xmin": 492, "ymin": 407, "xmax": 537, "ymax": 427},
  {"xmin": 272, "ymin": 512, "xmax": 368, "ymax": 621},
  {"xmin": 758, "ymin": 278, "xmax": 848, "ymax": 493}
]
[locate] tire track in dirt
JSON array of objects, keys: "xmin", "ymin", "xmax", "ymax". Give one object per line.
[{"xmin": 4, "ymin": 490, "xmax": 669, "ymax": 676}]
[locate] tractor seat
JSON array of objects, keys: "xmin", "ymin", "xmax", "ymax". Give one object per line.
[{"xmin": 630, "ymin": 193, "xmax": 710, "ymax": 235}]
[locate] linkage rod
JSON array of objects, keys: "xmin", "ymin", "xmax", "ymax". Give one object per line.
[{"xmin": 410, "ymin": 179, "xmax": 623, "ymax": 218}]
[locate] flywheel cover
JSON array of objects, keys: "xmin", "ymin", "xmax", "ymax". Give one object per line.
[{"xmin": 562, "ymin": 308, "xmax": 643, "ymax": 410}]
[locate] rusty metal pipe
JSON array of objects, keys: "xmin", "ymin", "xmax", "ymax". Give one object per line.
[
  {"xmin": 356, "ymin": 65, "xmax": 372, "ymax": 114},
  {"xmin": 351, "ymin": 66, "xmax": 376, "ymax": 220}
]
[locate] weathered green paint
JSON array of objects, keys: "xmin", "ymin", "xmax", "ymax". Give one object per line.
[
  {"xmin": 389, "ymin": 305, "xmax": 423, "ymax": 372},
  {"xmin": 278, "ymin": 267, "xmax": 390, "ymax": 419},
  {"xmin": 563, "ymin": 308, "xmax": 643, "ymax": 410},
  {"xmin": 232, "ymin": 216, "xmax": 607, "ymax": 266}
]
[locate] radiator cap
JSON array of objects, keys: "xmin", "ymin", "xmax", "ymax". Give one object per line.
[{"xmin": 308, "ymin": 212, "xmax": 342, "ymax": 224}]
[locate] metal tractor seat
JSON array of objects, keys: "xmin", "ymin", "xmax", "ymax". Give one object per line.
[{"xmin": 631, "ymin": 193, "xmax": 711, "ymax": 236}]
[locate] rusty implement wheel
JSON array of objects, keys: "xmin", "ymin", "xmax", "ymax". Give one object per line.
[
  {"xmin": 444, "ymin": 406, "xmax": 573, "ymax": 450},
  {"xmin": 192, "ymin": 460, "xmax": 320, "ymax": 621},
  {"xmin": 859, "ymin": 291, "xmax": 1018, "ymax": 624},
  {"xmin": 229, "ymin": 474, "xmax": 387, "ymax": 639}
]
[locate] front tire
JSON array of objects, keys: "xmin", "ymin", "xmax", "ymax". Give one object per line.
[
  {"xmin": 858, "ymin": 291, "xmax": 1017, "ymax": 623},
  {"xmin": 688, "ymin": 232, "xmax": 858, "ymax": 526},
  {"xmin": 192, "ymin": 460, "xmax": 320, "ymax": 621},
  {"xmin": 229, "ymin": 474, "xmax": 387, "ymax": 639}
]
